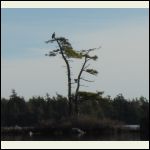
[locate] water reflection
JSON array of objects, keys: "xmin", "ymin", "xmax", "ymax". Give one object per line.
[{"xmin": 1, "ymin": 132, "xmax": 142, "ymax": 141}]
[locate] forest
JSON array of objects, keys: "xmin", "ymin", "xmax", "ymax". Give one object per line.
[{"xmin": 1, "ymin": 90, "xmax": 149, "ymax": 131}]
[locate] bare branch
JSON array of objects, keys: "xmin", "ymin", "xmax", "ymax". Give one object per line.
[
  {"xmin": 87, "ymin": 46, "xmax": 101, "ymax": 52},
  {"xmin": 85, "ymin": 69, "xmax": 98, "ymax": 76},
  {"xmin": 79, "ymin": 46, "xmax": 101, "ymax": 57},
  {"xmin": 80, "ymin": 78, "xmax": 94, "ymax": 82},
  {"xmin": 45, "ymin": 39, "xmax": 55, "ymax": 43},
  {"xmin": 53, "ymin": 49, "xmax": 60, "ymax": 52},
  {"xmin": 86, "ymin": 58, "xmax": 91, "ymax": 62},
  {"xmin": 45, "ymin": 40, "xmax": 51, "ymax": 43}
]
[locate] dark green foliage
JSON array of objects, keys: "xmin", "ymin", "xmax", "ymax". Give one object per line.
[
  {"xmin": 1, "ymin": 98, "xmax": 9, "ymax": 127},
  {"xmin": 45, "ymin": 37, "xmax": 82, "ymax": 59},
  {"xmin": 5, "ymin": 90, "xmax": 28, "ymax": 126},
  {"xmin": 139, "ymin": 97, "xmax": 149, "ymax": 140},
  {"xmin": 1, "ymin": 90, "xmax": 149, "ymax": 129}
]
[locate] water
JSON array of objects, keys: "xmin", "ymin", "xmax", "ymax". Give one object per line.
[
  {"xmin": 1, "ymin": 132, "xmax": 142, "ymax": 141},
  {"xmin": 122, "ymin": 125, "xmax": 140, "ymax": 130}
]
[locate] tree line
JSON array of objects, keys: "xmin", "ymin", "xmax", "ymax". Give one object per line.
[{"xmin": 1, "ymin": 90, "xmax": 149, "ymax": 128}]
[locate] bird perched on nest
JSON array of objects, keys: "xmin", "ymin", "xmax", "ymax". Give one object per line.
[{"xmin": 52, "ymin": 32, "xmax": 55, "ymax": 39}]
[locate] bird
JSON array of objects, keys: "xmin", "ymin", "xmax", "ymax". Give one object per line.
[{"xmin": 52, "ymin": 32, "xmax": 55, "ymax": 39}]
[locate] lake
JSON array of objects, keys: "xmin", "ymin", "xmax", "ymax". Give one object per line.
[{"xmin": 1, "ymin": 132, "xmax": 142, "ymax": 141}]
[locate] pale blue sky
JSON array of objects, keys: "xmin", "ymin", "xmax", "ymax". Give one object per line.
[{"xmin": 1, "ymin": 8, "xmax": 149, "ymax": 99}]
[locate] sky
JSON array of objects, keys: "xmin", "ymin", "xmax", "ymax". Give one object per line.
[{"xmin": 1, "ymin": 8, "xmax": 149, "ymax": 100}]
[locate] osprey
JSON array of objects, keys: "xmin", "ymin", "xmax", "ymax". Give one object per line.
[{"xmin": 52, "ymin": 32, "xmax": 55, "ymax": 39}]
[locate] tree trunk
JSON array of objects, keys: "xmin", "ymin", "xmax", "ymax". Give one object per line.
[
  {"xmin": 56, "ymin": 39, "xmax": 72, "ymax": 116},
  {"xmin": 74, "ymin": 57, "xmax": 87, "ymax": 116}
]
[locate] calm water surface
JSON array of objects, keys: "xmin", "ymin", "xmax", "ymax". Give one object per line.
[{"xmin": 1, "ymin": 132, "xmax": 142, "ymax": 141}]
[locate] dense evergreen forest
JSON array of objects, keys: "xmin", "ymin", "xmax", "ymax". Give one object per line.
[{"xmin": 1, "ymin": 90, "xmax": 149, "ymax": 128}]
